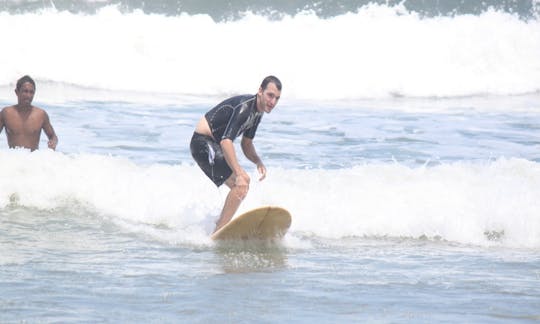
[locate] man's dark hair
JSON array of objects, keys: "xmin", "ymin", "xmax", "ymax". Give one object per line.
[
  {"xmin": 16, "ymin": 75, "xmax": 36, "ymax": 91},
  {"xmin": 260, "ymin": 75, "xmax": 282, "ymax": 91}
]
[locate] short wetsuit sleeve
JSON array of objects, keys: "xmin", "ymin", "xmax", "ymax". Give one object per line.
[{"xmin": 242, "ymin": 114, "xmax": 262, "ymax": 139}]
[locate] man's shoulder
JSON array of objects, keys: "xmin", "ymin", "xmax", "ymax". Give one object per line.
[
  {"xmin": 0, "ymin": 106, "xmax": 17, "ymax": 118},
  {"xmin": 31, "ymin": 106, "xmax": 46, "ymax": 114},
  {"xmin": 1, "ymin": 105, "xmax": 44, "ymax": 112},
  {"xmin": 238, "ymin": 94, "xmax": 256, "ymax": 102},
  {"xmin": 225, "ymin": 94, "xmax": 255, "ymax": 105},
  {"xmin": 1, "ymin": 105, "xmax": 15, "ymax": 112},
  {"xmin": 210, "ymin": 95, "xmax": 255, "ymax": 114},
  {"xmin": 32, "ymin": 107, "xmax": 50, "ymax": 124}
]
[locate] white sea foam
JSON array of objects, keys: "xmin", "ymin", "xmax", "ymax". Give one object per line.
[
  {"xmin": 0, "ymin": 4, "xmax": 538, "ymax": 101},
  {"xmin": 1, "ymin": 150, "xmax": 538, "ymax": 248}
]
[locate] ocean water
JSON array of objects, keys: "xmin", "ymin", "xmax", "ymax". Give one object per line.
[{"xmin": 1, "ymin": 0, "xmax": 540, "ymax": 322}]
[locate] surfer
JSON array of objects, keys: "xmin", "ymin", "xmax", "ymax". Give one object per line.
[
  {"xmin": 0, "ymin": 75, "xmax": 58, "ymax": 151},
  {"xmin": 190, "ymin": 75, "xmax": 282, "ymax": 233}
]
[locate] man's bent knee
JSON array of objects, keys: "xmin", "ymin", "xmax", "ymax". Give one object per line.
[{"xmin": 231, "ymin": 183, "xmax": 249, "ymax": 201}]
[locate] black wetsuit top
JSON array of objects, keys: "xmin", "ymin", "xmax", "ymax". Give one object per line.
[{"xmin": 204, "ymin": 94, "xmax": 263, "ymax": 142}]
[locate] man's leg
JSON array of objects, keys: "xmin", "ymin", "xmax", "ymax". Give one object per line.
[{"xmin": 213, "ymin": 176, "xmax": 248, "ymax": 233}]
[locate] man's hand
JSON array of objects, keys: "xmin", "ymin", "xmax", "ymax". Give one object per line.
[
  {"xmin": 234, "ymin": 171, "xmax": 250, "ymax": 200},
  {"xmin": 48, "ymin": 138, "xmax": 58, "ymax": 150},
  {"xmin": 257, "ymin": 162, "xmax": 267, "ymax": 181}
]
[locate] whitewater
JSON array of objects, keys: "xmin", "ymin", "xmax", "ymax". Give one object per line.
[{"xmin": 0, "ymin": 3, "xmax": 539, "ymax": 100}]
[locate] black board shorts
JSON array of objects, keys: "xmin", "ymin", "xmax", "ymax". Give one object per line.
[{"xmin": 190, "ymin": 132, "xmax": 232, "ymax": 187}]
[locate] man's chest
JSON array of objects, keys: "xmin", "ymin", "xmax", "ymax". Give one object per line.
[{"xmin": 5, "ymin": 113, "xmax": 42, "ymax": 135}]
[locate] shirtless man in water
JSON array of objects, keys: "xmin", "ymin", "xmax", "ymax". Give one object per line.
[
  {"xmin": 0, "ymin": 75, "xmax": 58, "ymax": 150},
  {"xmin": 190, "ymin": 75, "xmax": 282, "ymax": 233}
]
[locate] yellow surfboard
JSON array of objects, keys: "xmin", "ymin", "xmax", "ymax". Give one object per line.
[{"xmin": 211, "ymin": 206, "xmax": 291, "ymax": 241}]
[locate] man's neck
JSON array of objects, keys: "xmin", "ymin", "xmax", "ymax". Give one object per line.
[
  {"xmin": 255, "ymin": 94, "xmax": 262, "ymax": 113},
  {"xmin": 15, "ymin": 104, "xmax": 32, "ymax": 111}
]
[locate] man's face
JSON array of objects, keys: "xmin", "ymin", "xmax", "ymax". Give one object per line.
[
  {"xmin": 15, "ymin": 82, "xmax": 35, "ymax": 107},
  {"xmin": 257, "ymin": 82, "xmax": 281, "ymax": 113}
]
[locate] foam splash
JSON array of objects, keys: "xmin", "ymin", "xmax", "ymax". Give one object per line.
[{"xmin": 1, "ymin": 150, "xmax": 539, "ymax": 248}]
